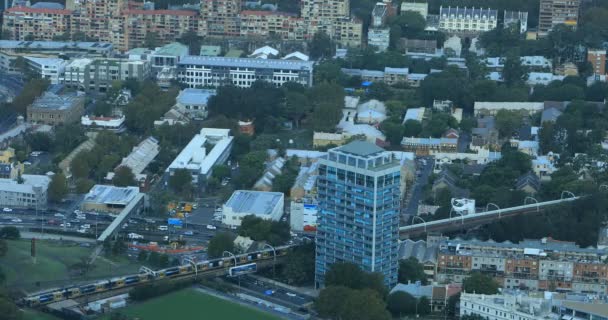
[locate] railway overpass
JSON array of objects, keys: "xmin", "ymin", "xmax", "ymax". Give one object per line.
[{"xmin": 399, "ymin": 193, "xmax": 580, "ymax": 239}]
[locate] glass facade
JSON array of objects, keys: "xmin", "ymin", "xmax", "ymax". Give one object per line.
[{"xmin": 315, "ymin": 142, "xmax": 401, "ymax": 288}]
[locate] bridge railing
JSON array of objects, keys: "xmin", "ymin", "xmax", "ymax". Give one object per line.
[{"xmin": 400, "ymin": 196, "xmax": 580, "ymax": 232}]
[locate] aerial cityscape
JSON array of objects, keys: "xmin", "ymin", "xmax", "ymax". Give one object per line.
[{"xmin": 0, "ymin": 0, "xmax": 607, "ymax": 319}]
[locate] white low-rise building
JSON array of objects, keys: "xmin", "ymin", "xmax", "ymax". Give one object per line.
[
  {"xmin": 460, "ymin": 292, "xmax": 608, "ymax": 320},
  {"xmin": 174, "ymin": 88, "xmax": 216, "ymax": 120},
  {"xmin": 81, "ymin": 115, "xmax": 126, "ymax": 132},
  {"xmin": 474, "ymin": 102, "xmax": 544, "ymax": 116},
  {"xmin": 25, "ymin": 56, "xmax": 68, "ymax": 84},
  {"xmin": 0, "ymin": 174, "xmax": 50, "ymax": 208},
  {"xmin": 439, "ymin": 6, "xmax": 498, "ymax": 34},
  {"xmin": 290, "ymin": 199, "xmax": 318, "ymax": 232},
  {"xmin": 165, "ymin": 128, "xmax": 233, "ymax": 186},
  {"xmin": 222, "ymin": 190, "xmax": 284, "ymax": 227},
  {"xmin": 177, "ymin": 56, "xmax": 314, "ymax": 88}
]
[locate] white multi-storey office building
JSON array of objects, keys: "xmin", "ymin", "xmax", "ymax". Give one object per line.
[{"xmin": 177, "ymin": 56, "xmax": 314, "ymax": 88}]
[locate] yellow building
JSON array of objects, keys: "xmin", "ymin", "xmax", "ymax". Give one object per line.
[{"xmin": 0, "ymin": 148, "xmax": 15, "ymax": 164}]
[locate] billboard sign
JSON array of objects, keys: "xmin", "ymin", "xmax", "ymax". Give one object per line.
[{"xmin": 167, "ymin": 218, "xmax": 183, "ymax": 226}]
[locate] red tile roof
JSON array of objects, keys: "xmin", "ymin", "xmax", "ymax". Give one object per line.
[
  {"xmin": 125, "ymin": 9, "xmax": 197, "ymax": 16},
  {"xmin": 6, "ymin": 6, "xmax": 72, "ymax": 15}
]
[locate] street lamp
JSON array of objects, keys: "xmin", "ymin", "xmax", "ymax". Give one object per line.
[
  {"xmin": 223, "ymin": 251, "xmax": 239, "ymax": 290},
  {"xmin": 262, "ymin": 243, "xmax": 276, "ymax": 282}
]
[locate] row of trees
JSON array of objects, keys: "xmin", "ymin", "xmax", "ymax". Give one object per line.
[
  {"xmin": 207, "ymin": 81, "xmax": 345, "ymax": 134},
  {"xmin": 70, "ymin": 131, "xmax": 138, "ymax": 192}
]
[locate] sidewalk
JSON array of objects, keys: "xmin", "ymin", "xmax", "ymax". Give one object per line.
[{"xmin": 20, "ymin": 231, "xmax": 97, "ymax": 243}]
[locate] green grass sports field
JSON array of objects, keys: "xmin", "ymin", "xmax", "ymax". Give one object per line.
[{"xmin": 101, "ymin": 289, "xmax": 282, "ymax": 320}]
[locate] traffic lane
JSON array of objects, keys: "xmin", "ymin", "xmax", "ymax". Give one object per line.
[
  {"xmin": 233, "ymin": 276, "xmax": 313, "ymax": 307},
  {"xmin": 186, "ymin": 206, "xmax": 216, "ymax": 225},
  {"xmin": 404, "ymin": 157, "xmax": 435, "ymax": 217}
]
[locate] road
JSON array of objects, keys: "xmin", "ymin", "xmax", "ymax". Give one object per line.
[
  {"xmin": 226, "ymin": 275, "xmax": 313, "ymax": 308},
  {"xmin": 403, "ymin": 156, "xmax": 435, "ymax": 218}
]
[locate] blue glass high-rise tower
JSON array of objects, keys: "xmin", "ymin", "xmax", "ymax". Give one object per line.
[{"xmin": 315, "ymin": 141, "xmax": 401, "ymax": 288}]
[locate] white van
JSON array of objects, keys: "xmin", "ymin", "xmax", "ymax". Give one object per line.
[{"xmin": 158, "ymin": 225, "xmax": 168, "ymax": 231}]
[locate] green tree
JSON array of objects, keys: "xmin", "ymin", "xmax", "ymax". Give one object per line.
[
  {"xmin": 463, "ymin": 272, "xmax": 500, "ymax": 294},
  {"xmin": 113, "ymin": 166, "xmax": 136, "ymax": 187},
  {"xmin": 10, "ymin": 78, "xmax": 49, "ymax": 115},
  {"xmin": 207, "ymin": 232, "xmax": 235, "ymax": 258},
  {"xmin": 325, "ymin": 262, "xmax": 386, "ymax": 296},
  {"xmin": 0, "ymin": 292, "xmax": 22, "ymax": 320},
  {"xmin": 386, "ymin": 291, "xmax": 416, "ymax": 317},
  {"xmin": 403, "ymin": 119, "xmax": 422, "ymax": 137},
  {"xmin": 398, "ymin": 257, "xmax": 428, "ymax": 285},
  {"xmin": 285, "ymin": 91, "xmax": 310, "ymax": 128},
  {"xmin": 503, "ymin": 52, "xmax": 527, "ymax": 86},
  {"xmin": 309, "ymin": 31, "xmax": 334, "ymax": 60},
  {"xmin": 211, "ymin": 164, "xmax": 231, "ymax": 180},
  {"xmin": 340, "ymin": 289, "xmax": 391, "ymax": 320},
  {"xmin": 70, "ymin": 152, "xmax": 91, "ymax": 179},
  {"xmin": 315, "ymin": 286, "xmax": 352, "ymax": 319},
  {"xmin": 282, "ymin": 243, "xmax": 315, "ymax": 285},
  {"xmin": 75, "ymin": 178, "xmax": 94, "ymax": 194},
  {"xmin": 315, "ymin": 286, "xmax": 390, "ymax": 320},
  {"xmin": 387, "ymin": 11, "xmax": 426, "ymax": 38},
  {"xmin": 137, "ymin": 251, "xmax": 148, "ymax": 262},
  {"xmin": 48, "ymin": 172, "xmax": 68, "ymax": 203},
  {"xmin": 495, "ymin": 110, "xmax": 524, "ymax": 138},
  {"xmin": 144, "ymin": 31, "xmax": 159, "ymax": 49},
  {"xmin": 418, "ymin": 296, "xmax": 432, "ymax": 316},
  {"xmin": 178, "ymin": 30, "xmax": 201, "ymax": 55},
  {"xmin": 0, "ymin": 240, "xmax": 7, "ymax": 257},
  {"xmin": 0, "ymin": 227, "xmax": 20, "ymax": 240},
  {"xmin": 168, "ymin": 168, "xmax": 194, "ymax": 198},
  {"xmin": 380, "ymin": 121, "xmax": 404, "ymax": 147}
]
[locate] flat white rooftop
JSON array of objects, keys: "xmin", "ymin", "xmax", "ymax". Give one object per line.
[{"xmin": 225, "ymin": 190, "xmax": 283, "ymax": 216}]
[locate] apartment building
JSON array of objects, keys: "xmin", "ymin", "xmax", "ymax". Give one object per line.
[
  {"xmin": 538, "ymin": 0, "xmax": 580, "ymax": 35},
  {"xmin": 61, "ymin": 58, "xmax": 150, "ymax": 92},
  {"xmin": 123, "ymin": 9, "xmax": 200, "ymax": 50},
  {"xmin": 0, "ymin": 174, "xmax": 50, "ymax": 209},
  {"xmin": 301, "ymin": 0, "xmax": 362, "ymax": 47},
  {"xmin": 587, "ymin": 49, "xmax": 607, "ymax": 76},
  {"xmin": 504, "ymin": 11, "xmax": 528, "ymax": 34},
  {"xmin": 2, "ymin": 6, "xmax": 72, "ymax": 41},
  {"xmin": 401, "ymin": 1, "xmax": 428, "ymax": 18},
  {"xmin": 201, "ymin": 0, "xmax": 241, "ymax": 36},
  {"xmin": 239, "ymin": 10, "xmax": 306, "ymax": 41},
  {"xmin": 439, "ymin": 6, "xmax": 498, "ymax": 34},
  {"xmin": 315, "ymin": 141, "xmax": 401, "ymax": 288},
  {"xmin": 437, "ymin": 238, "xmax": 608, "ymax": 294},
  {"xmin": 177, "ymin": 56, "xmax": 314, "ymax": 88}
]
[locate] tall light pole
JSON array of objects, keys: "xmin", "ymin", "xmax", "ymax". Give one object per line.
[
  {"xmin": 263, "ymin": 243, "xmax": 276, "ymax": 286},
  {"xmin": 223, "ymin": 251, "xmax": 239, "ymax": 290}
]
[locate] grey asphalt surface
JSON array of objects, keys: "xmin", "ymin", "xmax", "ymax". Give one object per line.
[
  {"xmin": 403, "ymin": 157, "xmax": 435, "ymax": 218},
  {"xmin": 227, "ymin": 275, "xmax": 314, "ymax": 307}
]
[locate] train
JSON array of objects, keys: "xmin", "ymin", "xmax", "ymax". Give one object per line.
[{"xmin": 24, "ymin": 245, "xmax": 292, "ymax": 307}]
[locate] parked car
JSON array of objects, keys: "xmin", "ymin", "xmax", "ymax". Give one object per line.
[
  {"xmin": 74, "ymin": 209, "xmax": 82, "ymax": 214},
  {"xmin": 11, "ymin": 218, "xmax": 22, "ymax": 223},
  {"xmin": 184, "ymin": 231, "xmax": 194, "ymax": 236},
  {"xmin": 3, "ymin": 208, "xmax": 12, "ymax": 212},
  {"xmin": 158, "ymin": 225, "xmax": 168, "ymax": 231},
  {"xmin": 81, "ymin": 224, "xmax": 91, "ymax": 229},
  {"xmin": 54, "ymin": 213, "xmax": 65, "ymax": 218},
  {"xmin": 206, "ymin": 225, "xmax": 217, "ymax": 230},
  {"xmin": 77, "ymin": 229, "xmax": 86, "ymax": 234}
]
